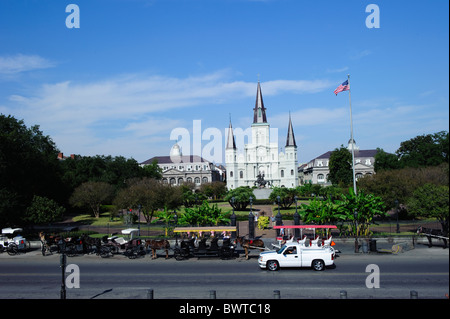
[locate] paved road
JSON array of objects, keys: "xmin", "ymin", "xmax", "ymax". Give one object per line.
[{"xmin": 0, "ymin": 244, "xmax": 448, "ymax": 299}]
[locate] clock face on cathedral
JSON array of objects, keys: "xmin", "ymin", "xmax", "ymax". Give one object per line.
[{"xmin": 257, "ymin": 147, "xmax": 266, "ymax": 157}]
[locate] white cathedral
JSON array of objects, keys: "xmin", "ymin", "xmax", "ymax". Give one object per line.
[{"xmin": 225, "ymin": 81, "xmax": 299, "ymax": 190}]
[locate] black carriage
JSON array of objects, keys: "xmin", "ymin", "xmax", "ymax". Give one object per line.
[
  {"xmin": 64, "ymin": 237, "xmax": 85, "ymax": 257},
  {"xmin": 173, "ymin": 226, "xmax": 237, "ymax": 260},
  {"xmin": 99, "ymin": 228, "xmax": 146, "ymax": 259}
]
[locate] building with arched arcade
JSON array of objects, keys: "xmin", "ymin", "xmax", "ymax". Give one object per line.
[{"xmin": 140, "ymin": 143, "xmax": 224, "ymax": 187}]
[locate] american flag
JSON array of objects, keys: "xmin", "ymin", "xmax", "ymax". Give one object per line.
[{"xmin": 334, "ymin": 80, "xmax": 350, "ymax": 95}]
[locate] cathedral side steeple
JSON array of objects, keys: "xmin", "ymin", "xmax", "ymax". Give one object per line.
[
  {"xmin": 253, "ymin": 81, "xmax": 267, "ymax": 124},
  {"xmin": 226, "ymin": 119, "xmax": 237, "ymax": 150},
  {"xmin": 285, "ymin": 113, "xmax": 297, "ymax": 147}
]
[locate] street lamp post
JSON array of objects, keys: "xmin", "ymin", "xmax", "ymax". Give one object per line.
[
  {"xmin": 60, "ymin": 252, "xmax": 67, "ymax": 299},
  {"xmin": 230, "ymin": 197, "xmax": 236, "ymax": 239},
  {"xmin": 173, "ymin": 210, "xmax": 178, "ymax": 246},
  {"xmin": 354, "ymin": 210, "xmax": 359, "ymax": 253},
  {"xmin": 293, "ymin": 196, "xmax": 300, "ymax": 238},
  {"xmin": 395, "ymin": 199, "xmax": 400, "ymax": 234},
  {"xmin": 248, "ymin": 196, "xmax": 254, "ymax": 239},
  {"xmin": 137, "ymin": 204, "xmax": 142, "ymax": 236},
  {"xmin": 275, "ymin": 196, "xmax": 282, "ymax": 237}
]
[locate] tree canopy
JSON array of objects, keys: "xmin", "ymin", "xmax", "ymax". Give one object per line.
[
  {"xmin": 328, "ymin": 145, "xmax": 353, "ymax": 187},
  {"xmin": 0, "ymin": 114, "xmax": 64, "ymax": 225},
  {"xmin": 396, "ymin": 131, "xmax": 448, "ymax": 168}
]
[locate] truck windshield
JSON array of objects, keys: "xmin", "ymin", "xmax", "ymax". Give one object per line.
[{"xmin": 277, "ymin": 245, "xmax": 286, "ymax": 254}]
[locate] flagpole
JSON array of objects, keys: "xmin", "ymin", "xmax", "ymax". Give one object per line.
[{"xmin": 347, "ymin": 74, "xmax": 357, "ymax": 196}]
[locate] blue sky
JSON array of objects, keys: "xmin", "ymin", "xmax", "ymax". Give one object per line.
[{"xmin": 0, "ymin": 0, "xmax": 448, "ymax": 165}]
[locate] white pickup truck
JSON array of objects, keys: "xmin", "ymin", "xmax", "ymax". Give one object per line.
[{"xmin": 258, "ymin": 243, "xmax": 335, "ymax": 271}]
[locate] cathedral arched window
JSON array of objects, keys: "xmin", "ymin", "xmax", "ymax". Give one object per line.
[
  {"xmin": 280, "ymin": 170, "xmax": 284, "ymax": 178},
  {"xmin": 291, "ymin": 169, "xmax": 294, "ymax": 176},
  {"xmin": 239, "ymin": 171, "xmax": 243, "ymax": 179},
  {"xmin": 230, "ymin": 171, "xmax": 233, "ymax": 177}
]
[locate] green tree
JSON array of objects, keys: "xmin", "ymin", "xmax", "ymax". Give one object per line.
[
  {"xmin": 152, "ymin": 206, "xmax": 177, "ymax": 236},
  {"xmin": 199, "ymin": 181, "xmax": 227, "ymax": 200},
  {"xmin": 357, "ymin": 164, "xmax": 449, "ymax": 210},
  {"xmin": 114, "ymin": 178, "xmax": 182, "ymax": 223},
  {"xmin": 296, "ymin": 182, "xmax": 324, "ymax": 197},
  {"xmin": 300, "ymin": 197, "xmax": 345, "ymax": 225},
  {"xmin": 179, "ymin": 201, "xmax": 229, "ymax": 226},
  {"xmin": 24, "ymin": 195, "xmax": 66, "ymax": 224},
  {"xmin": 396, "ymin": 131, "xmax": 449, "ymax": 168},
  {"xmin": 335, "ymin": 188, "xmax": 387, "ymax": 237},
  {"xmin": 0, "ymin": 114, "xmax": 65, "ymax": 224},
  {"xmin": 328, "ymin": 145, "xmax": 353, "ymax": 187},
  {"xmin": 142, "ymin": 158, "xmax": 163, "ymax": 180},
  {"xmin": 180, "ymin": 182, "xmax": 206, "ymax": 208},
  {"xmin": 69, "ymin": 181, "xmax": 115, "ymax": 218},
  {"xmin": 374, "ymin": 148, "xmax": 400, "ymax": 172},
  {"xmin": 407, "ymin": 184, "xmax": 449, "ymax": 234},
  {"xmin": 60, "ymin": 155, "xmax": 149, "ymax": 191},
  {"xmin": 269, "ymin": 187, "xmax": 298, "ymax": 209},
  {"xmin": 224, "ymin": 186, "xmax": 254, "ymax": 211},
  {"xmin": 0, "ymin": 188, "xmax": 21, "ymax": 226}
]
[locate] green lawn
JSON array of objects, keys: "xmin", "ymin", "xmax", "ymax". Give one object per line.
[{"xmin": 72, "ymin": 212, "xmax": 123, "ymax": 226}]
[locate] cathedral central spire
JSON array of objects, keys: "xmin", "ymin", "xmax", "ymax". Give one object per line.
[{"xmin": 253, "ymin": 81, "xmax": 267, "ymax": 124}]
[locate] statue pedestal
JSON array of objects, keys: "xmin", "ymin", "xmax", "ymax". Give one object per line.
[{"xmin": 253, "ymin": 188, "xmax": 273, "ymax": 200}]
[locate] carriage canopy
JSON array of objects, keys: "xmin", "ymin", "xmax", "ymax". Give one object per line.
[{"xmin": 173, "ymin": 226, "xmax": 237, "ymax": 233}]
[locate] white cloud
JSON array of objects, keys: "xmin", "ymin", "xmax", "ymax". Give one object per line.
[
  {"xmin": 262, "ymin": 79, "xmax": 334, "ymax": 95},
  {"xmin": 8, "ymin": 71, "xmax": 332, "ymax": 127},
  {"xmin": 350, "ymin": 49, "xmax": 371, "ymax": 60},
  {"xmin": 124, "ymin": 117, "xmax": 184, "ymax": 137},
  {"xmin": 326, "ymin": 66, "xmax": 349, "ymax": 73},
  {"xmin": 0, "ymin": 54, "xmax": 55, "ymax": 74},
  {"xmin": 4, "ymin": 70, "xmax": 333, "ymax": 160}
]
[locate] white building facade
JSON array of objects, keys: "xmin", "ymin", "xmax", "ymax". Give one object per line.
[
  {"xmin": 300, "ymin": 139, "xmax": 378, "ymax": 185},
  {"xmin": 225, "ymin": 82, "xmax": 299, "ymax": 189},
  {"xmin": 140, "ymin": 143, "xmax": 223, "ymax": 188}
]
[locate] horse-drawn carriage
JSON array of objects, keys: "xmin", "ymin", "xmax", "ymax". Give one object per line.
[
  {"xmin": 39, "ymin": 232, "xmax": 101, "ymax": 256},
  {"xmin": 1, "ymin": 228, "xmax": 27, "ymax": 255},
  {"xmin": 100, "ymin": 228, "xmax": 146, "ymax": 259},
  {"xmin": 417, "ymin": 226, "xmax": 449, "ymax": 249},
  {"xmin": 173, "ymin": 226, "xmax": 237, "ymax": 260}
]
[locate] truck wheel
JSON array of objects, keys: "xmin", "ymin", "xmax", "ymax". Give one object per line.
[
  {"xmin": 7, "ymin": 243, "xmax": 18, "ymax": 256},
  {"xmin": 267, "ymin": 260, "xmax": 279, "ymax": 271},
  {"xmin": 312, "ymin": 259, "xmax": 325, "ymax": 271}
]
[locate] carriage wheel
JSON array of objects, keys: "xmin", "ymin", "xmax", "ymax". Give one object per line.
[
  {"xmin": 174, "ymin": 248, "xmax": 184, "ymax": 261},
  {"xmin": 7, "ymin": 243, "xmax": 18, "ymax": 256},
  {"xmin": 99, "ymin": 246, "xmax": 111, "ymax": 258},
  {"xmin": 65, "ymin": 243, "xmax": 76, "ymax": 257},
  {"xmin": 125, "ymin": 248, "xmax": 137, "ymax": 259},
  {"xmin": 220, "ymin": 248, "xmax": 232, "ymax": 260},
  {"xmin": 137, "ymin": 249, "xmax": 146, "ymax": 258}
]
